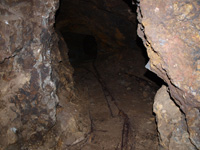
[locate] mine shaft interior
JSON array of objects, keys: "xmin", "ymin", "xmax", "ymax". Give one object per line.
[
  {"xmin": 55, "ymin": 0, "xmax": 163, "ymax": 149},
  {"xmin": 1, "ymin": 0, "xmax": 199, "ymax": 149},
  {"xmin": 62, "ymin": 32, "xmax": 98, "ymax": 65}
]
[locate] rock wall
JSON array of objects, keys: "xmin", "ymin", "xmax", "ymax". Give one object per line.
[
  {"xmin": 154, "ymin": 85, "xmax": 196, "ymax": 150},
  {"xmin": 0, "ymin": 0, "xmax": 74, "ymax": 149},
  {"xmin": 137, "ymin": 0, "xmax": 200, "ymax": 149}
]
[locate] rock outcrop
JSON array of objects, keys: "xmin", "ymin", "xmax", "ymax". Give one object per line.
[
  {"xmin": 154, "ymin": 85, "xmax": 196, "ymax": 150},
  {"xmin": 0, "ymin": 0, "xmax": 74, "ymax": 149},
  {"xmin": 137, "ymin": 0, "xmax": 200, "ymax": 149}
]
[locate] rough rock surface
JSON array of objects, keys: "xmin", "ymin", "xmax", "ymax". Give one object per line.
[
  {"xmin": 0, "ymin": 0, "xmax": 76, "ymax": 149},
  {"xmin": 56, "ymin": 0, "xmax": 137, "ymax": 53},
  {"xmin": 137, "ymin": 0, "xmax": 200, "ymax": 149},
  {"xmin": 154, "ymin": 85, "xmax": 196, "ymax": 150}
]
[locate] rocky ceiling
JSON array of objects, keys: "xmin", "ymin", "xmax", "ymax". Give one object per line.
[{"xmin": 55, "ymin": 0, "xmax": 137, "ymax": 53}]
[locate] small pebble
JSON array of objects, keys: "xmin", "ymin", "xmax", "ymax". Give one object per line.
[{"xmin": 127, "ymin": 87, "xmax": 131, "ymax": 90}]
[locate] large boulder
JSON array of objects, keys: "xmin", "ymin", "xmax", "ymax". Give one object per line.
[
  {"xmin": 154, "ymin": 85, "xmax": 196, "ymax": 150},
  {"xmin": 0, "ymin": 0, "xmax": 69, "ymax": 149},
  {"xmin": 137, "ymin": 0, "xmax": 200, "ymax": 149}
]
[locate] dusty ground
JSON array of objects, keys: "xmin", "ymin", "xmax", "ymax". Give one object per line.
[{"xmin": 68, "ymin": 45, "xmax": 160, "ymax": 150}]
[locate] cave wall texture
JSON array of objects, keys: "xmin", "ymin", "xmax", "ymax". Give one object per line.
[
  {"xmin": 0, "ymin": 0, "xmax": 74, "ymax": 149},
  {"xmin": 137, "ymin": 0, "xmax": 200, "ymax": 149},
  {"xmin": 0, "ymin": 0, "xmax": 200, "ymax": 149}
]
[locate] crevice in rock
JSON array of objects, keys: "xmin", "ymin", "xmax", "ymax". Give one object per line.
[{"xmin": 0, "ymin": 53, "xmax": 17, "ymax": 64}]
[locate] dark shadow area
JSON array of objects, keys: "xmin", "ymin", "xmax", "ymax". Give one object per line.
[
  {"xmin": 61, "ymin": 32, "xmax": 98, "ymax": 66},
  {"xmin": 54, "ymin": 0, "xmax": 61, "ymax": 21},
  {"xmin": 144, "ymin": 71, "xmax": 165, "ymax": 87},
  {"xmin": 136, "ymin": 36, "xmax": 149, "ymax": 63},
  {"xmin": 121, "ymin": 0, "xmax": 164, "ymax": 86},
  {"xmin": 135, "ymin": 34, "xmax": 165, "ymax": 86},
  {"xmin": 53, "ymin": 1, "xmax": 160, "ymax": 149},
  {"xmin": 122, "ymin": 0, "xmax": 164, "ymax": 86},
  {"xmin": 123, "ymin": 0, "xmax": 137, "ymax": 13}
]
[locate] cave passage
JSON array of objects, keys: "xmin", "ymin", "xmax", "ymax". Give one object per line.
[
  {"xmin": 0, "ymin": 0, "xmax": 199, "ymax": 149},
  {"xmin": 55, "ymin": 0, "xmax": 161, "ymax": 149},
  {"xmin": 61, "ymin": 32, "xmax": 98, "ymax": 66}
]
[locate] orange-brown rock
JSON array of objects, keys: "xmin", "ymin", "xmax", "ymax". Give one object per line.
[
  {"xmin": 0, "ymin": 0, "xmax": 63, "ymax": 149},
  {"xmin": 137, "ymin": 0, "xmax": 200, "ymax": 149}
]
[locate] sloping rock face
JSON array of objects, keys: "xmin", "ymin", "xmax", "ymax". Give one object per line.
[
  {"xmin": 56, "ymin": 0, "xmax": 137, "ymax": 53},
  {"xmin": 137, "ymin": 0, "xmax": 200, "ymax": 149},
  {"xmin": 154, "ymin": 85, "xmax": 196, "ymax": 150},
  {"xmin": 0, "ymin": 0, "xmax": 74, "ymax": 149}
]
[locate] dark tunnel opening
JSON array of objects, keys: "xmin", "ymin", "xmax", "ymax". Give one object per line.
[
  {"xmin": 54, "ymin": 0, "xmax": 163, "ymax": 149},
  {"xmin": 61, "ymin": 32, "xmax": 98, "ymax": 66},
  {"xmin": 55, "ymin": 0, "xmax": 163, "ymax": 86}
]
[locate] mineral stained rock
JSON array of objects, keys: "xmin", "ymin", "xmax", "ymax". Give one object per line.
[
  {"xmin": 137, "ymin": 0, "xmax": 200, "ymax": 149},
  {"xmin": 0, "ymin": 0, "xmax": 89, "ymax": 149},
  {"xmin": 0, "ymin": 0, "xmax": 60, "ymax": 148},
  {"xmin": 154, "ymin": 85, "xmax": 196, "ymax": 150}
]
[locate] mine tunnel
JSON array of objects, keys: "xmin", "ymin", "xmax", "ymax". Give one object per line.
[
  {"xmin": 0, "ymin": 0, "xmax": 200, "ymax": 150},
  {"xmin": 55, "ymin": 0, "xmax": 162, "ymax": 149}
]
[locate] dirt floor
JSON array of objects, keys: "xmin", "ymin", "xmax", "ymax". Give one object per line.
[{"xmin": 67, "ymin": 45, "xmax": 161, "ymax": 150}]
